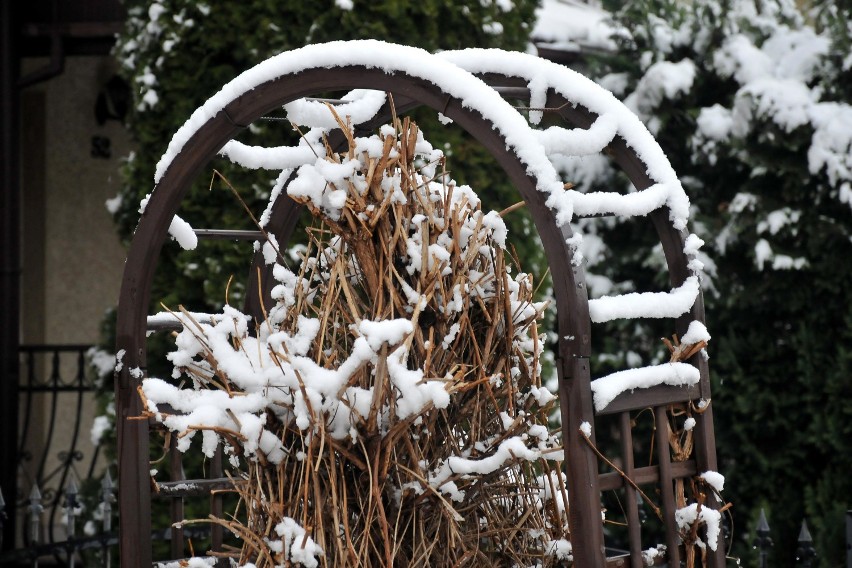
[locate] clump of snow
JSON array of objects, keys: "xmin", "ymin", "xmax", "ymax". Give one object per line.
[
  {"xmin": 168, "ymin": 214, "xmax": 197, "ymax": 250},
  {"xmin": 90, "ymin": 415, "xmax": 112, "ymax": 446},
  {"xmin": 642, "ymin": 544, "xmax": 666, "ymax": 566},
  {"xmin": 532, "ymin": 0, "xmax": 618, "ymax": 53},
  {"xmin": 272, "ymin": 517, "xmax": 324, "ymax": 567},
  {"xmin": 588, "ymin": 275, "xmax": 700, "ymax": 323},
  {"xmin": 700, "ymin": 470, "xmax": 725, "ymax": 493},
  {"xmin": 545, "ymin": 538, "xmax": 573, "ymax": 561},
  {"xmin": 675, "ymin": 503, "xmax": 722, "ymax": 551},
  {"xmin": 681, "ymin": 320, "xmax": 710, "ymax": 345},
  {"xmin": 114, "ymin": 349, "xmax": 126, "ymax": 373},
  {"xmin": 591, "ymin": 362, "xmax": 700, "ymax": 411},
  {"xmin": 626, "ymin": 59, "xmax": 697, "ymax": 121}
]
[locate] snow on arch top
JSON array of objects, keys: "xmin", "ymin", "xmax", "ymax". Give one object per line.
[
  {"xmin": 148, "ymin": 40, "xmax": 570, "ymax": 234},
  {"xmin": 439, "ymin": 48, "xmax": 692, "ymax": 231},
  {"xmin": 148, "ymin": 40, "xmax": 704, "ymax": 327}
]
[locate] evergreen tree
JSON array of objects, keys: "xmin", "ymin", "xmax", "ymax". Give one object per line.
[
  {"xmin": 112, "ymin": 0, "xmax": 541, "ymax": 317},
  {"xmin": 571, "ymin": 0, "xmax": 852, "ymax": 563}
]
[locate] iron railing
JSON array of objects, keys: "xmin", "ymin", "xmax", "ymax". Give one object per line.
[{"xmin": 2, "ymin": 345, "xmax": 102, "ymax": 563}]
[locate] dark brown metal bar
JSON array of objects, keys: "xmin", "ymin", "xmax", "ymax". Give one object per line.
[
  {"xmin": 169, "ymin": 436, "xmax": 184, "ymax": 560},
  {"xmin": 620, "ymin": 412, "xmax": 643, "ymax": 567},
  {"xmin": 596, "ymin": 383, "xmax": 701, "ymax": 416},
  {"xmin": 560, "ymin": 355, "xmax": 606, "ymax": 566},
  {"xmin": 654, "ymin": 406, "xmax": 681, "ymax": 566},
  {"xmin": 155, "ymin": 478, "xmax": 236, "ymax": 498},
  {"xmin": 210, "ymin": 447, "xmax": 224, "ymax": 555},
  {"xmin": 598, "ymin": 460, "xmax": 697, "ymax": 492},
  {"xmin": 193, "ymin": 229, "xmax": 265, "ymax": 241}
]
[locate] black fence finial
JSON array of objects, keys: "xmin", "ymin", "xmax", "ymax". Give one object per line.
[
  {"xmin": 753, "ymin": 508, "xmax": 773, "ymax": 568},
  {"xmin": 28, "ymin": 484, "xmax": 43, "ymax": 545},
  {"xmin": 797, "ymin": 519, "xmax": 817, "ymax": 568},
  {"xmin": 64, "ymin": 477, "xmax": 78, "ymax": 540}
]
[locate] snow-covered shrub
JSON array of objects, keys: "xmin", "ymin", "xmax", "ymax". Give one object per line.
[{"xmin": 140, "ymin": 116, "xmax": 571, "ymax": 566}]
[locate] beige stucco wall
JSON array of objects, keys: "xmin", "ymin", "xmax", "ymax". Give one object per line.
[
  {"xmin": 22, "ymin": 56, "xmax": 130, "ymax": 346},
  {"xmin": 18, "ymin": 55, "xmax": 132, "ymax": 541}
]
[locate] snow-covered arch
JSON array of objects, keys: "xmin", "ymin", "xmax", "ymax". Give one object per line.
[{"xmin": 115, "ymin": 40, "xmax": 723, "ymax": 568}]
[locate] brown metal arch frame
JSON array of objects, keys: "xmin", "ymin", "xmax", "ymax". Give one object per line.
[
  {"xmin": 114, "ymin": 65, "xmax": 595, "ymax": 567},
  {"xmin": 543, "ymin": 84, "xmax": 722, "ymax": 565},
  {"xmin": 444, "ymin": 65, "xmax": 723, "ymax": 566}
]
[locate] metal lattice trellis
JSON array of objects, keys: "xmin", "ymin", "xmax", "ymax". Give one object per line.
[{"xmin": 114, "ymin": 43, "xmax": 724, "ymax": 568}]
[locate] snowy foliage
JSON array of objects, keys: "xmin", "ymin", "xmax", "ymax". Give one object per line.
[{"xmin": 582, "ymin": 0, "xmax": 852, "ymax": 562}]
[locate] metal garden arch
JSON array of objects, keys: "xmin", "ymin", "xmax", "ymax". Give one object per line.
[{"xmin": 115, "ymin": 41, "xmax": 724, "ymax": 567}]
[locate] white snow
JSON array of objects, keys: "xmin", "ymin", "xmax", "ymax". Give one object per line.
[
  {"xmin": 273, "ymin": 517, "xmax": 324, "ymax": 567},
  {"xmin": 700, "ymin": 470, "xmax": 725, "ymax": 493},
  {"xmin": 681, "ymin": 321, "xmax": 710, "ymax": 345},
  {"xmin": 532, "ymin": 0, "xmax": 617, "ymax": 53},
  {"xmin": 168, "ymin": 214, "xmax": 197, "ymax": 250},
  {"xmin": 219, "ymin": 141, "xmax": 317, "ymax": 171},
  {"xmin": 155, "ymin": 559, "xmax": 216, "ymax": 568},
  {"xmin": 590, "ymin": 362, "xmax": 700, "ymax": 411},
  {"xmin": 90, "ymin": 415, "xmax": 112, "ymax": 446},
  {"xmin": 675, "ymin": 503, "xmax": 722, "ymax": 551},
  {"xmin": 441, "ymin": 48, "xmax": 693, "ymax": 230},
  {"xmin": 588, "ymin": 275, "xmax": 699, "ymax": 323},
  {"xmin": 284, "ymin": 89, "xmax": 385, "ymax": 129},
  {"xmin": 357, "ymin": 319, "xmax": 413, "ymax": 351},
  {"xmin": 626, "ymin": 59, "xmax": 697, "ymax": 118},
  {"xmin": 151, "ymin": 41, "xmax": 566, "ymax": 229}
]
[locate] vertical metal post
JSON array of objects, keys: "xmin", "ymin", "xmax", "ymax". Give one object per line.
[
  {"xmin": 0, "ymin": 0, "xmax": 21, "ymax": 554},
  {"xmin": 169, "ymin": 437, "xmax": 184, "ymax": 560},
  {"xmin": 753, "ymin": 508, "xmax": 773, "ymax": 568}
]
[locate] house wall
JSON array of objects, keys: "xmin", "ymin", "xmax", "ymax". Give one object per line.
[
  {"xmin": 18, "ymin": 55, "xmax": 131, "ymax": 542},
  {"xmin": 21, "ymin": 56, "xmax": 130, "ymax": 347}
]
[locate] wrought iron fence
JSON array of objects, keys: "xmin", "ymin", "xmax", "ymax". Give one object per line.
[
  {"xmin": 0, "ymin": 473, "xmax": 216, "ymax": 567},
  {"xmin": 0, "ymin": 473, "xmax": 115, "ymax": 566},
  {"xmin": 0, "ymin": 345, "xmax": 105, "ymax": 565}
]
